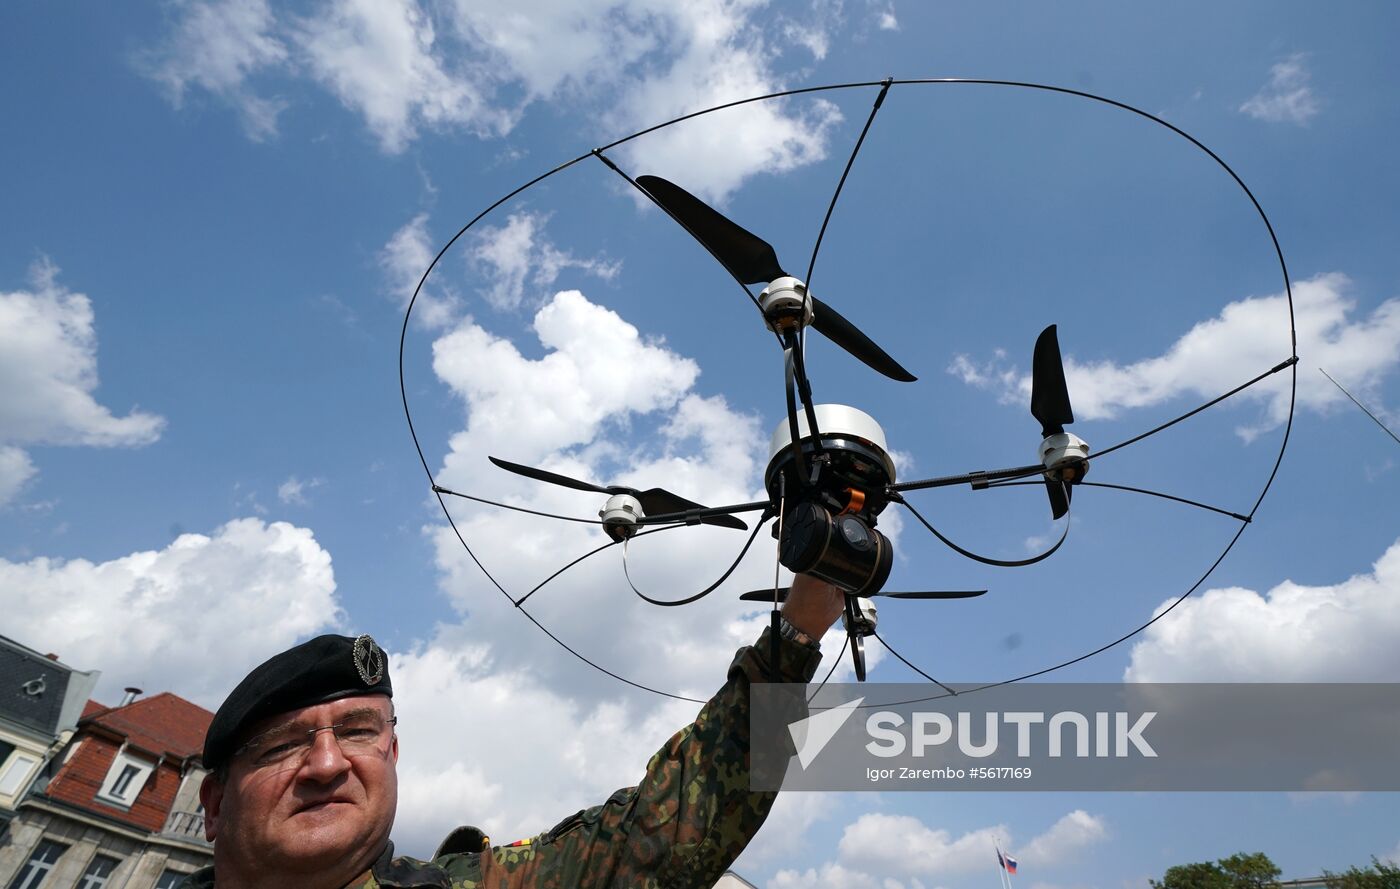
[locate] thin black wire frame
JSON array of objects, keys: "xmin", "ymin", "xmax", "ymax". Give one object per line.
[{"xmin": 398, "ymin": 78, "xmax": 1298, "ymax": 705}]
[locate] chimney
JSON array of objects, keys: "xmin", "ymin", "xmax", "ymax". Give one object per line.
[
  {"xmin": 44, "ymin": 653, "xmax": 60, "ymax": 661},
  {"xmin": 119, "ymin": 687, "xmax": 142, "ymax": 707}
]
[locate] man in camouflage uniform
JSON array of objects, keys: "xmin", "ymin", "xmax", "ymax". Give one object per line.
[{"xmin": 181, "ymin": 574, "xmax": 842, "ymax": 888}]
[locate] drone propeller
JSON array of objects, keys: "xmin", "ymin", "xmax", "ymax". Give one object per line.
[
  {"xmin": 739, "ymin": 588, "xmax": 987, "ymax": 603},
  {"xmin": 636, "ymin": 174, "xmax": 916, "ymax": 383},
  {"xmin": 1029, "ymin": 325, "xmax": 1083, "ymax": 520},
  {"xmin": 489, "ymin": 456, "xmax": 747, "ymax": 530}
]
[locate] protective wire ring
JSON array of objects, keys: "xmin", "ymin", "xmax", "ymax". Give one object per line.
[{"xmin": 399, "ymin": 78, "xmax": 1297, "ymax": 704}]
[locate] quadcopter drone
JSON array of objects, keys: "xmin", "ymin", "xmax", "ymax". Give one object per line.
[{"xmin": 410, "ymin": 78, "xmax": 1296, "ymax": 696}]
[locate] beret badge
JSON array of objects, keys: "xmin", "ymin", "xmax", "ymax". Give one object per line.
[{"xmin": 353, "ymin": 634, "xmax": 385, "ymax": 686}]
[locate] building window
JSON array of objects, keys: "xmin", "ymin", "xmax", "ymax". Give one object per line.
[
  {"xmin": 0, "ymin": 739, "xmax": 41, "ymax": 800},
  {"xmin": 96, "ymin": 751, "xmax": 154, "ymax": 809},
  {"xmin": 5, "ymin": 839, "xmax": 68, "ymax": 889},
  {"xmin": 153, "ymin": 870, "xmax": 186, "ymax": 889},
  {"xmin": 76, "ymin": 855, "xmax": 120, "ymax": 889},
  {"xmin": 110, "ymin": 765, "xmax": 139, "ymax": 797}
]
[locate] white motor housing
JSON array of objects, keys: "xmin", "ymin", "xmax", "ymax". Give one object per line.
[
  {"xmin": 765, "ymin": 404, "xmax": 897, "ymax": 501},
  {"xmin": 598, "ymin": 493, "xmax": 643, "ymax": 541},
  {"xmin": 1039, "ymin": 432, "xmax": 1090, "ymax": 482},
  {"xmin": 843, "ymin": 597, "xmax": 879, "ymax": 637},
  {"xmin": 758, "ymin": 276, "xmax": 814, "ymax": 333}
]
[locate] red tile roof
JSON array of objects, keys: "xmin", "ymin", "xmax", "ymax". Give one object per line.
[{"xmin": 83, "ymin": 692, "xmax": 212, "ymax": 758}]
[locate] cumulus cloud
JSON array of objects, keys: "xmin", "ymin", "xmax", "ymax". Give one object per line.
[
  {"xmin": 949, "ymin": 273, "xmax": 1400, "ymax": 441},
  {"xmin": 425, "ymin": 289, "xmax": 786, "ymax": 694},
  {"xmin": 294, "ymin": 0, "xmax": 511, "ymax": 153},
  {"xmin": 0, "ymin": 260, "xmax": 165, "ymax": 505},
  {"xmin": 468, "ymin": 211, "xmax": 621, "ymax": 311},
  {"xmin": 771, "ymin": 809, "xmax": 1106, "ymax": 887},
  {"xmin": 1240, "ymin": 53, "xmax": 1320, "ymax": 125},
  {"xmin": 0, "ymin": 518, "xmax": 341, "ymax": 706},
  {"xmin": 1125, "ymin": 536, "xmax": 1400, "ymax": 682},
  {"xmin": 139, "ymin": 0, "xmax": 289, "ymax": 140},
  {"xmin": 140, "ymin": 0, "xmax": 842, "ymax": 194}
]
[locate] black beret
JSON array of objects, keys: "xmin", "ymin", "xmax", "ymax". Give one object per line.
[{"xmin": 203, "ymin": 634, "xmax": 392, "ymax": 770}]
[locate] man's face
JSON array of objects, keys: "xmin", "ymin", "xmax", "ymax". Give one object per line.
[{"xmin": 200, "ymin": 695, "xmax": 399, "ymax": 875}]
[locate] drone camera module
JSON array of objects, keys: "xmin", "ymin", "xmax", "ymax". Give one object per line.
[{"xmin": 779, "ymin": 501, "xmax": 894, "ymax": 595}]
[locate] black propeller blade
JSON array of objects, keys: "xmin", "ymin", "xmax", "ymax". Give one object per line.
[
  {"xmin": 636, "ymin": 174, "xmax": 916, "ymax": 383},
  {"xmin": 1029, "ymin": 325, "xmax": 1078, "ymax": 520},
  {"xmin": 1031, "ymin": 325, "xmax": 1074, "ymax": 438},
  {"xmin": 636, "ymin": 175, "xmax": 785, "ymax": 284},
  {"xmin": 808, "ymin": 297, "xmax": 917, "ymax": 383},
  {"xmin": 489, "ymin": 456, "xmax": 746, "ymax": 530},
  {"xmin": 739, "ymin": 588, "xmax": 987, "ymax": 603}
]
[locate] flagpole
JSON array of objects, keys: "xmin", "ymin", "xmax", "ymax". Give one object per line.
[{"xmin": 994, "ymin": 838, "xmax": 1011, "ymax": 889}]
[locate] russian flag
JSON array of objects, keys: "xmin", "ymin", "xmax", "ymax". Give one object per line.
[{"xmin": 998, "ymin": 851, "xmax": 1019, "ymax": 874}]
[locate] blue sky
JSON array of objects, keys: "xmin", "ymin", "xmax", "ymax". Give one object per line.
[{"xmin": 3, "ymin": 2, "xmax": 1399, "ymax": 887}]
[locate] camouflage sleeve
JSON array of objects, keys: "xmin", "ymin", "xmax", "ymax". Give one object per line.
[{"xmin": 479, "ymin": 626, "xmax": 822, "ymax": 889}]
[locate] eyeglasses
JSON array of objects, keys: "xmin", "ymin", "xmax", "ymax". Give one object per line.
[{"xmin": 233, "ymin": 711, "xmax": 398, "ymax": 769}]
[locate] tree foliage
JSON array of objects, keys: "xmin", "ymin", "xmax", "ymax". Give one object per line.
[
  {"xmin": 1152, "ymin": 852, "xmax": 1281, "ymax": 889},
  {"xmin": 1323, "ymin": 857, "xmax": 1400, "ymax": 889}
]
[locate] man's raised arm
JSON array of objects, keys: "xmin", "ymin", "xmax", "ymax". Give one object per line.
[{"xmin": 477, "ymin": 574, "xmax": 844, "ymax": 888}]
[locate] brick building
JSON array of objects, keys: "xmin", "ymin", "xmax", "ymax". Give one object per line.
[{"xmin": 0, "ymin": 689, "xmax": 213, "ymax": 889}]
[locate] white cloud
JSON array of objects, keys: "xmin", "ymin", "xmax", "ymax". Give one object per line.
[
  {"xmin": 142, "ymin": 0, "xmax": 843, "ymax": 192},
  {"xmin": 432, "ymin": 289, "xmax": 700, "ymax": 466},
  {"xmin": 0, "ymin": 447, "xmax": 37, "ymax": 506},
  {"xmin": 769, "ymin": 862, "xmax": 931, "ymax": 889},
  {"xmin": 386, "ymin": 621, "xmax": 713, "ymax": 853},
  {"xmin": 837, "ymin": 813, "xmax": 1006, "ymax": 878},
  {"xmin": 442, "ymin": 0, "xmax": 661, "ymax": 102},
  {"xmin": 277, "ymin": 475, "xmax": 325, "ymax": 505},
  {"xmin": 468, "ymin": 211, "xmax": 621, "ymax": 311},
  {"xmin": 0, "ymin": 260, "xmax": 165, "ymax": 505},
  {"xmin": 295, "ymin": 0, "xmax": 511, "ymax": 153},
  {"xmin": 139, "ymin": 0, "xmax": 289, "ymax": 140},
  {"xmin": 445, "ymin": 0, "xmax": 846, "ymax": 200},
  {"xmin": 1125, "ymin": 535, "xmax": 1400, "ymax": 682},
  {"xmin": 1240, "ymin": 53, "xmax": 1320, "ymax": 125},
  {"xmin": 1019, "ymin": 810, "xmax": 1109, "ymax": 865},
  {"xmin": 607, "ymin": 6, "xmax": 843, "ymax": 203},
  {"xmin": 949, "ymin": 273, "xmax": 1400, "ymax": 441},
  {"xmin": 0, "ymin": 518, "xmax": 341, "ymax": 706},
  {"xmin": 876, "ymin": 7, "xmax": 899, "ymax": 31},
  {"xmin": 773, "ymin": 809, "xmax": 1106, "ymax": 887},
  {"xmin": 380, "ymin": 213, "xmax": 463, "ymax": 329}
]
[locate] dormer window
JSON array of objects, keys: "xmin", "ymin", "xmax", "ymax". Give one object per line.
[{"xmin": 96, "ymin": 751, "xmax": 155, "ymax": 810}]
